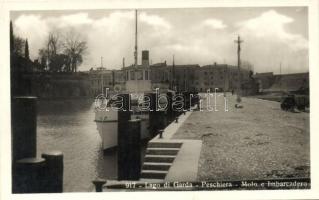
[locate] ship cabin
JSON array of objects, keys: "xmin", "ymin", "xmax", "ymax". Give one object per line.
[{"xmin": 123, "ymin": 50, "xmax": 152, "ymax": 93}]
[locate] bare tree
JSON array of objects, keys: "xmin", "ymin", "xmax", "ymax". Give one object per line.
[
  {"xmin": 62, "ymin": 30, "xmax": 87, "ymax": 72},
  {"xmin": 38, "ymin": 29, "xmax": 87, "ymax": 72},
  {"xmin": 38, "ymin": 31, "xmax": 61, "ymax": 71},
  {"xmin": 47, "ymin": 32, "xmax": 61, "ymax": 56}
]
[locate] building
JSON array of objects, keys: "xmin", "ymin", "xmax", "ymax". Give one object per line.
[
  {"xmin": 253, "ymin": 72, "xmax": 309, "ymax": 94},
  {"xmin": 149, "ymin": 61, "xmax": 171, "ymax": 90},
  {"xmin": 88, "ymin": 67, "xmax": 126, "ymax": 96},
  {"xmin": 194, "ymin": 63, "xmax": 252, "ymax": 92},
  {"xmin": 253, "ymin": 72, "xmax": 275, "ymax": 92},
  {"xmin": 172, "ymin": 64, "xmax": 200, "ymax": 92},
  {"xmin": 149, "ymin": 62, "xmax": 253, "ymax": 93},
  {"xmin": 150, "ymin": 62, "xmax": 199, "ymax": 92},
  {"xmin": 262, "ymin": 73, "xmax": 309, "ymax": 94},
  {"xmin": 87, "ymin": 50, "xmax": 258, "ymax": 96}
]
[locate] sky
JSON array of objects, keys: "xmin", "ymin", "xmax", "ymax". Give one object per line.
[{"xmin": 11, "ymin": 7, "xmax": 308, "ymax": 74}]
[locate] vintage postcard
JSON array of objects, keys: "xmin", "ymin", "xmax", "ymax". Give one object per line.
[{"xmin": 1, "ymin": 0, "xmax": 319, "ymax": 199}]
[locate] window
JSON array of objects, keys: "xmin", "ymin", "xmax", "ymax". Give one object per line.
[
  {"xmin": 137, "ymin": 70, "xmax": 143, "ymax": 80},
  {"xmin": 130, "ymin": 71, "xmax": 135, "ymax": 80}
]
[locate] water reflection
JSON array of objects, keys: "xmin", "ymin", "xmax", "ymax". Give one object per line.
[{"xmin": 37, "ymin": 99, "xmax": 117, "ymax": 192}]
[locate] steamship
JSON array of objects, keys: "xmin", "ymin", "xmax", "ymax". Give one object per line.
[
  {"xmin": 94, "ymin": 10, "xmax": 172, "ymax": 151},
  {"xmin": 94, "ymin": 51, "xmax": 155, "ymax": 150}
]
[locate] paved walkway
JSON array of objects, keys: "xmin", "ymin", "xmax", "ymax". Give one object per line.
[
  {"xmin": 98, "ymin": 92, "xmax": 309, "ymax": 192},
  {"xmin": 165, "ymin": 139, "xmax": 202, "ymax": 182},
  {"xmin": 152, "ymin": 110, "xmax": 193, "ymax": 140},
  {"xmin": 173, "ymin": 93, "xmax": 310, "ymax": 181}
]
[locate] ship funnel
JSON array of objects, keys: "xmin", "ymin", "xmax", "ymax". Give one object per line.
[{"xmin": 142, "ymin": 50, "xmax": 149, "ymax": 67}]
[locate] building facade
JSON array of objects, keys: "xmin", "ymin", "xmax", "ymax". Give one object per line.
[
  {"xmin": 87, "ymin": 50, "xmax": 256, "ymax": 96},
  {"xmin": 195, "ymin": 63, "xmax": 251, "ymax": 92}
]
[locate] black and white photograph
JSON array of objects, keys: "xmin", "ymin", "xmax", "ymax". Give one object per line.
[{"xmin": 1, "ymin": 0, "xmax": 319, "ymax": 199}]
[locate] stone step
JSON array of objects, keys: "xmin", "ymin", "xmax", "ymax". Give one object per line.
[
  {"xmin": 146, "ymin": 148, "xmax": 180, "ymax": 155},
  {"xmin": 142, "ymin": 162, "xmax": 172, "ymax": 171},
  {"xmin": 140, "ymin": 170, "xmax": 168, "ymax": 179},
  {"xmin": 148, "ymin": 142, "xmax": 183, "ymax": 148},
  {"xmin": 144, "ymin": 155, "xmax": 176, "ymax": 163}
]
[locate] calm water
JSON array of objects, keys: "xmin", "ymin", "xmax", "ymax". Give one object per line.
[{"xmin": 37, "ymin": 99, "xmax": 118, "ymax": 192}]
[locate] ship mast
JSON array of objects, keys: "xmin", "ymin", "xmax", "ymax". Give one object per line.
[
  {"xmin": 133, "ymin": 9, "xmax": 139, "ymax": 95},
  {"xmin": 134, "ymin": 9, "xmax": 138, "ymax": 68},
  {"xmin": 172, "ymin": 54, "xmax": 175, "ymax": 90},
  {"xmin": 280, "ymin": 62, "xmax": 282, "ymax": 93},
  {"xmin": 100, "ymin": 56, "xmax": 104, "ymax": 95}
]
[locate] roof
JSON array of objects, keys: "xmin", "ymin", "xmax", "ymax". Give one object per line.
[
  {"xmin": 150, "ymin": 63, "xmax": 167, "ymax": 67},
  {"xmin": 264, "ymin": 73, "xmax": 309, "ymax": 92},
  {"xmin": 254, "ymin": 72, "xmax": 274, "ymax": 77},
  {"xmin": 123, "ymin": 64, "xmax": 149, "ymax": 70},
  {"xmin": 166, "ymin": 65, "xmax": 200, "ymax": 69}
]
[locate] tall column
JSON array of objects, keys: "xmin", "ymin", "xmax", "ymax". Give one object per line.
[
  {"xmin": 234, "ymin": 35, "xmax": 244, "ymax": 101},
  {"xmin": 12, "ymin": 96, "xmax": 37, "ymax": 162}
]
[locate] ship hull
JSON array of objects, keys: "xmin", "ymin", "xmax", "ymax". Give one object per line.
[{"xmin": 95, "ymin": 109, "xmax": 150, "ymax": 151}]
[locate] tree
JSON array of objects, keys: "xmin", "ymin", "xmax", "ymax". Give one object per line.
[
  {"xmin": 62, "ymin": 31, "xmax": 87, "ymax": 72},
  {"xmin": 47, "ymin": 32, "xmax": 60, "ymax": 56},
  {"xmin": 38, "ymin": 31, "xmax": 62, "ymax": 72},
  {"xmin": 13, "ymin": 36, "xmax": 25, "ymax": 57},
  {"xmin": 25, "ymin": 39, "xmax": 30, "ymax": 59},
  {"xmin": 10, "ymin": 21, "xmax": 26, "ymax": 57},
  {"xmin": 38, "ymin": 30, "xmax": 87, "ymax": 73},
  {"xmin": 38, "ymin": 48, "xmax": 48, "ymax": 67},
  {"xmin": 49, "ymin": 54, "xmax": 70, "ymax": 72},
  {"xmin": 10, "ymin": 21, "xmax": 14, "ymax": 54}
]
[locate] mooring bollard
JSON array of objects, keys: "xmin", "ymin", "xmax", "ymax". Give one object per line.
[
  {"xmin": 175, "ymin": 117, "xmax": 179, "ymax": 123},
  {"xmin": 166, "ymin": 92, "xmax": 174, "ymax": 123},
  {"xmin": 13, "ymin": 157, "xmax": 45, "ymax": 193},
  {"xmin": 191, "ymin": 92, "xmax": 199, "ymax": 107},
  {"xmin": 117, "ymin": 94, "xmax": 131, "ymax": 137},
  {"xmin": 158, "ymin": 110, "xmax": 167, "ymax": 130},
  {"xmin": 118, "ymin": 119, "xmax": 141, "ymax": 180},
  {"xmin": 92, "ymin": 179, "xmax": 107, "ymax": 192},
  {"xmin": 197, "ymin": 98, "xmax": 201, "ymax": 110},
  {"xmin": 158, "ymin": 129, "xmax": 164, "ymax": 139},
  {"xmin": 147, "ymin": 93, "xmax": 158, "ymax": 137},
  {"xmin": 12, "ymin": 96, "xmax": 37, "ymax": 162},
  {"xmin": 183, "ymin": 92, "xmax": 191, "ymax": 111},
  {"xmin": 117, "ymin": 93, "xmax": 133, "ymax": 180},
  {"xmin": 41, "ymin": 151, "xmax": 64, "ymax": 193}
]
